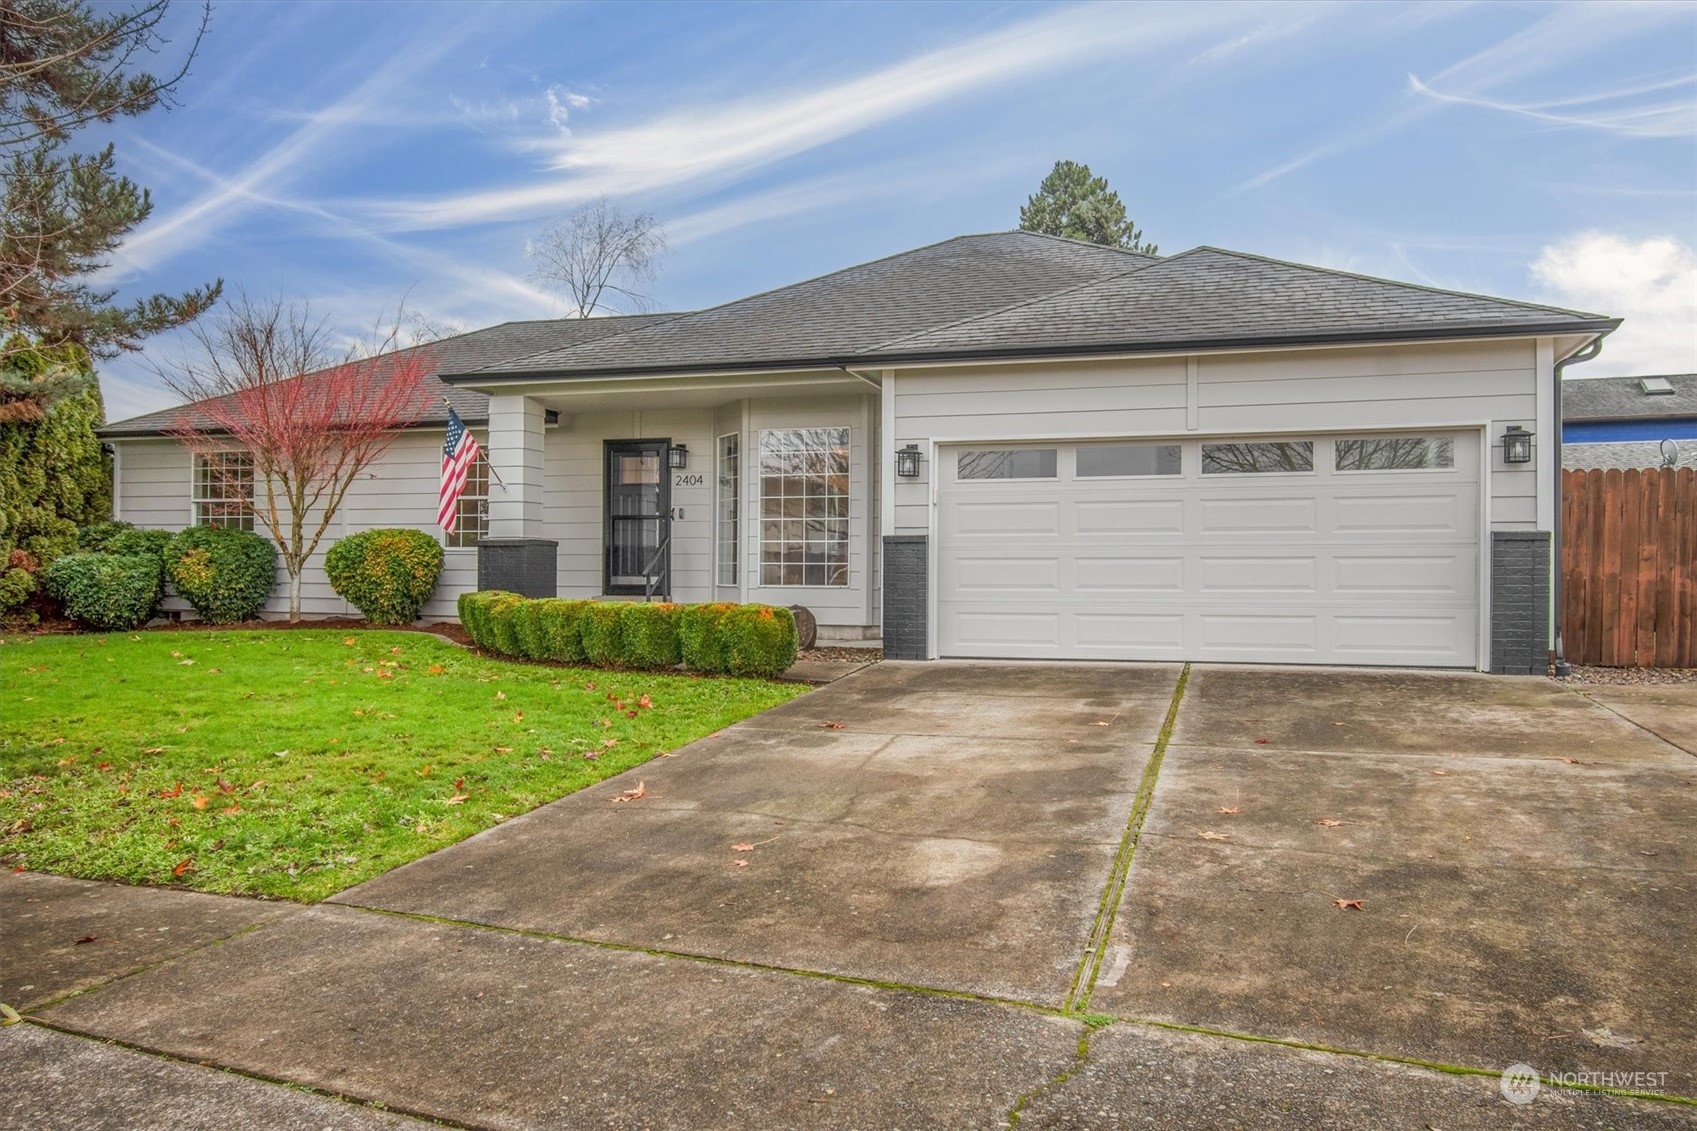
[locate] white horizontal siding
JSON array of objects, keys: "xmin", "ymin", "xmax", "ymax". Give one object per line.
[{"xmin": 893, "ymin": 340, "xmax": 1543, "ymax": 537}]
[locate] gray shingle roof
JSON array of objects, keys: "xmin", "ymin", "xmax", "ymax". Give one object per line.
[
  {"xmin": 457, "ymin": 232, "xmax": 1158, "ymax": 378},
  {"xmin": 869, "ymin": 247, "xmax": 1616, "ymax": 359},
  {"xmin": 449, "ymin": 236, "xmax": 1614, "ymax": 384},
  {"xmin": 99, "ymin": 314, "xmax": 676, "ymax": 437},
  {"xmin": 1562, "ymin": 374, "xmax": 1697, "ymax": 422}
]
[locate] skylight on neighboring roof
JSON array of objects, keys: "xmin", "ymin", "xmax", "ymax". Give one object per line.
[{"xmin": 1641, "ymin": 377, "xmax": 1675, "ymax": 395}]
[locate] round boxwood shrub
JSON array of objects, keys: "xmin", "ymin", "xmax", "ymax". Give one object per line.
[
  {"xmin": 164, "ymin": 526, "xmax": 277, "ymax": 624},
  {"xmin": 621, "ymin": 602, "xmax": 682, "ymax": 670},
  {"xmin": 325, "ymin": 528, "xmax": 444, "ymax": 625},
  {"xmin": 580, "ymin": 602, "xmax": 626, "ymax": 666},
  {"xmin": 42, "ymin": 552, "xmax": 163, "ymax": 631},
  {"xmin": 721, "ymin": 604, "xmax": 798, "ymax": 679},
  {"xmin": 679, "ymin": 602, "xmax": 739, "ymax": 673},
  {"xmin": 534, "ymin": 598, "xmax": 590, "ymax": 664}
]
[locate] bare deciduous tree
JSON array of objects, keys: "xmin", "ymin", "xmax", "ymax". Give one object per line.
[
  {"xmin": 157, "ymin": 294, "xmax": 433, "ymax": 620},
  {"xmin": 527, "ymin": 197, "xmax": 666, "ymax": 318}
]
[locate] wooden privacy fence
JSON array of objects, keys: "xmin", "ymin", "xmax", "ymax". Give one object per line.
[{"xmin": 1561, "ymin": 467, "xmax": 1697, "ymax": 667}]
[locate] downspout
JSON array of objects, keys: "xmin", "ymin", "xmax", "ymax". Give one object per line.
[{"xmin": 1551, "ymin": 337, "xmax": 1604, "ymax": 677}]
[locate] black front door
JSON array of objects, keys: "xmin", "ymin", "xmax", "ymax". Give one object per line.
[{"xmin": 604, "ymin": 439, "xmax": 671, "ymax": 596}]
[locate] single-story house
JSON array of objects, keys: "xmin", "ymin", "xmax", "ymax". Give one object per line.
[
  {"xmin": 102, "ymin": 232, "xmax": 1619, "ymax": 674},
  {"xmin": 1562, "ymin": 373, "xmax": 1697, "ymax": 470}
]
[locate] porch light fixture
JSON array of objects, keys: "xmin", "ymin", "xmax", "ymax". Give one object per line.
[
  {"xmin": 1502, "ymin": 425, "xmax": 1533, "ymax": 465},
  {"xmin": 896, "ymin": 444, "xmax": 922, "ymax": 478},
  {"xmin": 668, "ymin": 444, "xmax": 689, "ymax": 470}
]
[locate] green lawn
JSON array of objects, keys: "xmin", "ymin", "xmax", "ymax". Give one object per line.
[{"xmin": 0, "ymin": 629, "xmax": 805, "ymax": 900}]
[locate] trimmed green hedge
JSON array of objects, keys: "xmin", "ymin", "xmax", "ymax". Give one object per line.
[
  {"xmin": 325, "ymin": 528, "xmax": 444, "ymax": 625},
  {"xmin": 41, "ymin": 552, "xmax": 163, "ymax": 631},
  {"xmin": 457, "ymin": 592, "xmax": 797, "ymax": 678},
  {"xmin": 164, "ymin": 525, "xmax": 277, "ymax": 624}
]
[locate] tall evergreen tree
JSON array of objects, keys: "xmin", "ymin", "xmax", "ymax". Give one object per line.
[
  {"xmin": 1019, "ymin": 160, "xmax": 1157, "ymax": 254},
  {"xmin": 1, "ymin": 0, "xmax": 221, "ymax": 376}
]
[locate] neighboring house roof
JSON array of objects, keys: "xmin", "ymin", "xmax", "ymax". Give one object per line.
[
  {"xmin": 1562, "ymin": 373, "xmax": 1697, "ymax": 422},
  {"xmin": 446, "ymin": 233, "xmax": 1615, "ymax": 383},
  {"xmin": 99, "ymin": 314, "xmax": 677, "ymax": 438}
]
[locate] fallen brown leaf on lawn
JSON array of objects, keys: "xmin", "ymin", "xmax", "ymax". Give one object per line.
[
  {"xmin": 1217, "ymin": 806, "xmax": 1241, "ymax": 815},
  {"xmin": 493, "ymin": 746, "xmax": 513, "ymax": 753},
  {"xmin": 143, "ymin": 746, "xmax": 166, "ymax": 754},
  {"xmin": 582, "ymin": 750, "xmax": 600, "ymax": 760},
  {"xmin": 613, "ymin": 781, "xmax": 647, "ymax": 802},
  {"xmin": 444, "ymin": 794, "xmax": 470, "ymax": 805},
  {"xmin": 602, "ymin": 737, "xmax": 618, "ymax": 748},
  {"xmin": 343, "ymin": 637, "xmax": 356, "ymax": 646},
  {"xmin": 427, "ymin": 664, "xmax": 445, "ymax": 675},
  {"xmin": 584, "ymin": 682, "xmax": 596, "ymax": 691},
  {"xmin": 220, "ymin": 804, "xmax": 240, "ymax": 815},
  {"xmin": 625, "ymin": 709, "xmax": 639, "ymax": 718},
  {"xmin": 1333, "ymin": 898, "xmax": 1364, "ymax": 911},
  {"xmin": 638, "ymin": 695, "xmax": 652, "ymax": 709},
  {"xmin": 216, "ymin": 778, "xmax": 236, "ymax": 794},
  {"xmin": 600, "ymin": 718, "xmax": 613, "ymax": 728},
  {"xmin": 513, "ymin": 712, "xmax": 525, "ymax": 723},
  {"xmin": 390, "ymin": 647, "xmax": 402, "ymax": 655},
  {"xmin": 1314, "ymin": 818, "xmax": 1344, "ymax": 828},
  {"xmin": 495, "ymin": 691, "xmax": 506, "ymax": 700},
  {"xmin": 190, "ymin": 794, "xmax": 208, "ymax": 810},
  {"xmin": 1199, "ymin": 830, "xmax": 1231, "ymax": 841},
  {"xmin": 172, "ymin": 857, "xmax": 195, "ymax": 877},
  {"xmin": 417, "ymin": 765, "xmax": 431, "ymax": 777}
]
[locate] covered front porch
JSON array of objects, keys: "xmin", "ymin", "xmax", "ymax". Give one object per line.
[{"xmin": 466, "ymin": 369, "xmax": 885, "ymax": 636}]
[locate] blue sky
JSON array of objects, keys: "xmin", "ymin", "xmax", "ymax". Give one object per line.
[{"xmin": 99, "ymin": 0, "xmax": 1697, "ymax": 419}]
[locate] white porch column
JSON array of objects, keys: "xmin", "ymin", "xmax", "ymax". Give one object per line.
[{"xmin": 486, "ymin": 394, "xmax": 545, "ymax": 538}]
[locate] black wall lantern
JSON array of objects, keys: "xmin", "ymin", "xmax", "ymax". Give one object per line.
[
  {"xmin": 895, "ymin": 444, "xmax": 922, "ymax": 478},
  {"xmin": 668, "ymin": 444, "xmax": 689, "ymax": 470},
  {"xmin": 1501, "ymin": 425, "xmax": 1533, "ymax": 464}
]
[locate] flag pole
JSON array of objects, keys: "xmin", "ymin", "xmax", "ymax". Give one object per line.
[{"xmin": 444, "ymin": 396, "xmax": 509, "ymax": 493}]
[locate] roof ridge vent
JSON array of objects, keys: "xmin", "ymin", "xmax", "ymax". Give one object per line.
[{"xmin": 1640, "ymin": 376, "xmax": 1675, "ymax": 395}]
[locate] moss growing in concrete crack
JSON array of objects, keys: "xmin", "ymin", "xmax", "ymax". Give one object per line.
[
  {"xmin": 1005, "ymin": 1031, "xmax": 1094, "ymax": 1127},
  {"xmin": 1065, "ymin": 663, "xmax": 1191, "ymax": 1012}
]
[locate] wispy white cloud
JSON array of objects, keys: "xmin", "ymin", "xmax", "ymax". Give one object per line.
[
  {"xmin": 367, "ymin": 2, "xmax": 1308, "ymax": 232},
  {"xmin": 1234, "ymin": 1, "xmax": 1695, "ymax": 193},
  {"xmin": 110, "ymin": 13, "xmax": 478, "ymax": 273},
  {"xmin": 1533, "ymin": 232, "xmax": 1697, "ymax": 376},
  {"xmin": 1408, "ymin": 72, "xmax": 1696, "ymax": 137}
]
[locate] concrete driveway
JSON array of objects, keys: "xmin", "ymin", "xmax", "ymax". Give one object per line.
[{"xmin": 9, "ymin": 662, "xmax": 1696, "ymax": 1129}]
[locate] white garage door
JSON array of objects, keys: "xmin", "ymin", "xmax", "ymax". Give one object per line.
[{"xmin": 937, "ymin": 433, "xmax": 1480, "ymax": 667}]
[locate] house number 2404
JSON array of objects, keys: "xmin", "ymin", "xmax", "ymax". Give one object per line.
[{"xmin": 673, "ymin": 473, "xmax": 704, "ymax": 488}]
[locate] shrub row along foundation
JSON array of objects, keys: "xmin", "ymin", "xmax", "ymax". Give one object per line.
[{"xmin": 459, "ymin": 592, "xmax": 798, "ymax": 679}]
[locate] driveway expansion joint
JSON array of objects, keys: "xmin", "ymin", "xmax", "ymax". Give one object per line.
[
  {"xmin": 1065, "ymin": 663, "xmax": 1191, "ymax": 1013},
  {"xmin": 19, "ymin": 1016, "xmax": 490, "ymax": 1131},
  {"xmin": 1112, "ymin": 1016, "xmax": 1697, "ymax": 1107},
  {"xmin": 328, "ymin": 900, "xmax": 1072, "ymax": 1016},
  {"xmin": 1569, "ymin": 686, "xmax": 1697, "ymax": 759}
]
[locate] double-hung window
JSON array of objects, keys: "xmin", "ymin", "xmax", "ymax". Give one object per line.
[
  {"xmin": 759, "ymin": 428, "xmax": 849, "ymax": 587},
  {"xmin": 192, "ymin": 452, "xmax": 256, "ymax": 530},
  {"xmin": 445, "ymin": 447, "xmax": 490, "ymax": 548}
]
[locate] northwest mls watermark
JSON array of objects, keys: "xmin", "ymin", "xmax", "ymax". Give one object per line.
[{"xmin": 1499, "ymin": 1063, "xmax": 1672, "ymax": 1105}]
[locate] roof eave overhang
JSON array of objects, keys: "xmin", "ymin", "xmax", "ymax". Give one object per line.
[
  {"xmin": 443, "ymin": 320, "xmax": 1620, "ymax": 387},
  {"xmin": 96, "ymin": 414, "xmax": 478, "ymax": 441}
]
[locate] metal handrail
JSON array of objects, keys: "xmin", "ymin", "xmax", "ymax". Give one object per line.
[{"xmin": 642, "ymin": 533, "xmax": 671, "ymax": 602}]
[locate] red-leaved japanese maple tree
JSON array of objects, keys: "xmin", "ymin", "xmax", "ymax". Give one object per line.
[{"xmin": 161, "ymin": 294, "xmax": 437, "ymax": 620}]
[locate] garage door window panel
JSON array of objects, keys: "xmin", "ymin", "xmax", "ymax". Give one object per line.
[
  {"xmin": 1335, "ymin": 436, "xmax": 1455, "ymax": 471},
  {"xmin": 1202, "ymin": 441, "xmax": 1314, "ymax": 475},
  {"xmin": 1076, "ymin": 443, "xmax": 1182, "ymax": 478},
  {"xmin": 957, "ymin": 449, "xmax": 1057, "ymax": 480},
  {"xmin": 759, "ymin": 428, "xmax": 849, "ymax": 587}
]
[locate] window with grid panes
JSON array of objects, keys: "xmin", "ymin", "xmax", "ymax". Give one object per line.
[{"xmin": 758, "ymin": 428, "xmax": 848, "ymax": 587}]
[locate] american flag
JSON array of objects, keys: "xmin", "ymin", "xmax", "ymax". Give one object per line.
[{"xmin": 438, "ymin": 407, "xmax": 482, "ymax": 533}]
